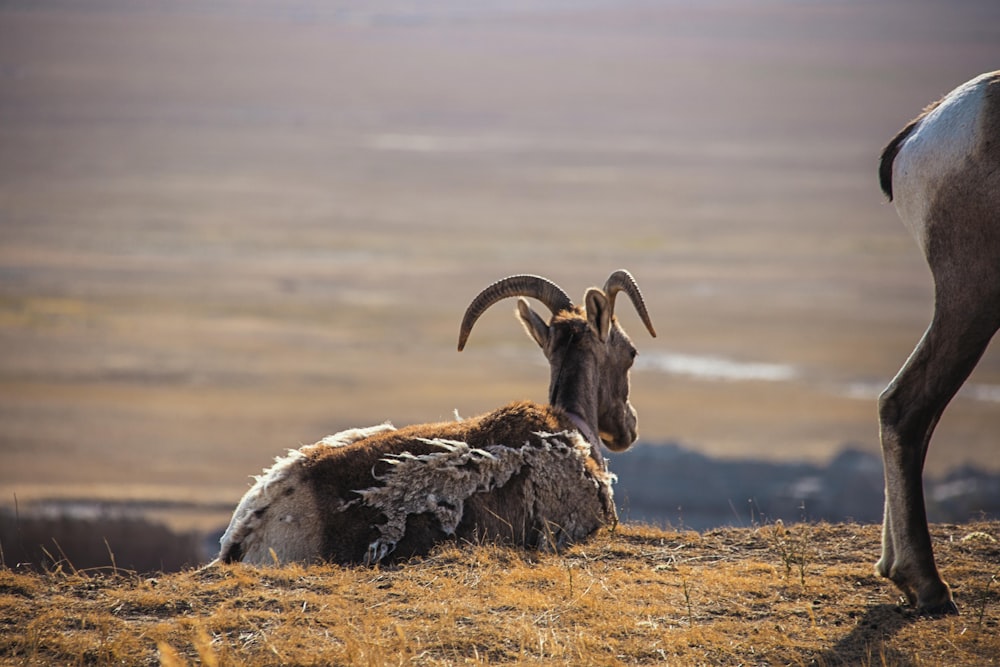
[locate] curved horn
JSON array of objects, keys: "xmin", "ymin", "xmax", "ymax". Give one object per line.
[
  {"xmin": 458, "ymin": 275, "xmax": 573, "ymax": 351},
  {"xmin": 603, "ymin": 269, "xmax": 657, "ymax": 337}
]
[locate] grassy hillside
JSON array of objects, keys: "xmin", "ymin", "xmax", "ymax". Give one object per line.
[
  {"xmin": 2, "ymin": 521, "xmax": 998, "ymax": 666},
  {"xmin": 4, "ymin": 1, "xmax": 1000, "ymax": 522}
]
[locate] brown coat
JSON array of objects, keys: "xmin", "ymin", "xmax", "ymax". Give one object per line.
[{"xmin": 218, "ymin": 401, "xmax": 616, "ymax": 565}]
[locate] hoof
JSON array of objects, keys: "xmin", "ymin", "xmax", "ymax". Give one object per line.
[
  {"xmin": 874, "ymin": 553, "xmax": 893, "ymax": 580},
  {"xmin": 917, "ymin": 599, "xmax": 959, "ymax": 617}
]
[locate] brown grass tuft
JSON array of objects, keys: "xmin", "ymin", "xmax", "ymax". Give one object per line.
[{"xmin": 1, "ymin": 521, "xmax": 998, "ymax": 665}]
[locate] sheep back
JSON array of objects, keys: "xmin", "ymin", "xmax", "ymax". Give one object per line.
[{"xmin": 306, "ymin": 401, "xmax": 616, "ymax": 564}]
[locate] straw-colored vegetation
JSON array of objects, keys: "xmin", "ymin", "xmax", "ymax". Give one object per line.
[{"xmin": 2, "ymin": 521, "xmax": 998, "ymax": 666}]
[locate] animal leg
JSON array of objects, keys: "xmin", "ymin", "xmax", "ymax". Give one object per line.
[
  {"xmin": 876, "ymin": 494, "xmax": 895, "ymax": 585},
  {"xmin": 877, "ymin": 296, "xmax": 998, "ymax": 615}
]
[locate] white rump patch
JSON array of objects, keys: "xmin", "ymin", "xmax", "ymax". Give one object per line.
[
  {"xmin": 218, "ymin": 422, "xmax": 397, "ymax": 564},
  {"xmin": 216, "ymin": 446, "xmax": 311, "ymax": 564},
  {"xmin": 892, "ymin": 72, "xmax": 992, "ymax": 253}
]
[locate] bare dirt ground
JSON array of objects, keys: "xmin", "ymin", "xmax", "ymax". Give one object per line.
[{"xmin": 1, "ymin": 0, "xmax": 999, "ymax": 518}]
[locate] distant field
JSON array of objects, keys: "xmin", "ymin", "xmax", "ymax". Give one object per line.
[{"xmin": 1, "ymin": 0, "xmax": 999, "ymax": 517}]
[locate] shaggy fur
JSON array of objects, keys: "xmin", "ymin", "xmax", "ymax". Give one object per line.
[{"xmin": 217, "ymin": 402, "xmax": 616, "ymax": 566}]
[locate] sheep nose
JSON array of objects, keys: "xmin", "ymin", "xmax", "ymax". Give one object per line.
[{"xmin": 600, "ymin": 411, "xmax": 638, "ymax": 452}]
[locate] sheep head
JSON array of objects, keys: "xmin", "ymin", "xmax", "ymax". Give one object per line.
[{"xmin": 458, "ymin": 270, "xmax": 656, "ymax": 453}]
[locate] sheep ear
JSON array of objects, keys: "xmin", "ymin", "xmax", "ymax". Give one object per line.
[
  {"xmin": 584, "ymin": 288, "xmax": 612, "ymax": 342},
  {"xmin": 516, "ymin": 298, "xmax": 550, "ymax": 348}
]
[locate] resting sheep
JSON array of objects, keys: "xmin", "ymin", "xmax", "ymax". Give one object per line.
[
  {"xmin": 214, "ymin": 271, "xmax": 656, "ymax": 566},
  {"xmin": 877, "ymin": 70, "xmax": 1000, "ymax": 615}
]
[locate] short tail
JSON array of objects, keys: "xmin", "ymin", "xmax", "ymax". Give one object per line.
[
  {"xmin": 879, "ymin": 97, "xmax": 945, "ymax": 201},
  {"xmin": 878, "ymin": 121, "xmax": 917, "ymax": 201}
]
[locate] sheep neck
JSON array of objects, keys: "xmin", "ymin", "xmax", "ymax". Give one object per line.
[
  {"xmin": 566, "ymin": 410, "xmax": 606, "ymax": 470},
  {"xmin": 547, "ymin": 332, "xmax": 605, "ymax": 467}
]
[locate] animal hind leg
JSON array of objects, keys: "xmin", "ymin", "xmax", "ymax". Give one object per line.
[{"xmin": 877, "ymin": 294, "xmax": 999, "ymax": 614}]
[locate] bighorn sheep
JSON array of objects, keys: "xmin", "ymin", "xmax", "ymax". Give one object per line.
[
  {"xmin": 877, "ymin": 70, "xmax": 1000, "ymax": 615},
  {"xmin": 214, "ymin": 271, "xmax": 656, "ymax": 566}
]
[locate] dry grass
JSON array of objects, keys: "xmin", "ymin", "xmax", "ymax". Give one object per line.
[
  {"xmin": 4, "ymin": 1, "xmax": 1000, "ymax": 521},
  {"xmin": 2, "ymin": 521, "xmax": 998, "ymax": 666}
]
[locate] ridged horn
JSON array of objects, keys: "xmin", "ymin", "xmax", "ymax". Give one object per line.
[
  {"xmin": 458, "ymin": 275, "xmax": 573, "ymax": 351},
  {"xmin": 603, "ymin": 269, "xmax": 657, "ymax": 337}
]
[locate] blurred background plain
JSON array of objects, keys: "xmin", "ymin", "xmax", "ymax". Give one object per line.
[{"xmin": 2, "ymin": 0, "xmax": 999, "ymax": 536}]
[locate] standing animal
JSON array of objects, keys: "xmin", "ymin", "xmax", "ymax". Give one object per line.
[
  {"xmin": 214, "ymin": 271, "xmax": 656, "ymax": 566},
  {"xmin": 877, "ymin": 70, "xmax": 1000, "ymax": 615}
]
